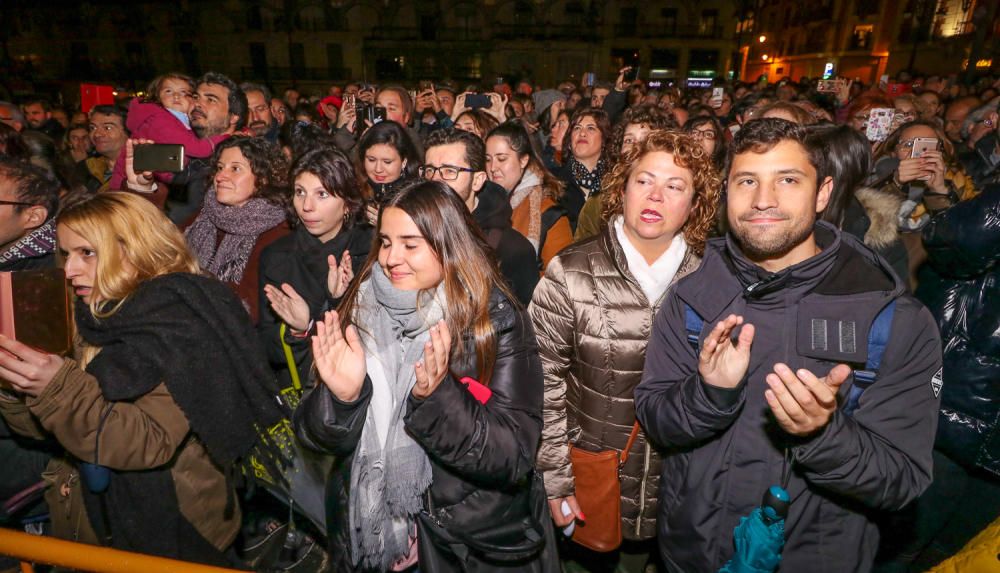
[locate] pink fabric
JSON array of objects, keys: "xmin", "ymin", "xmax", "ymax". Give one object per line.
[{"xmin": 109, "ymin": 98, "xmax": 228, "ymax": 190}]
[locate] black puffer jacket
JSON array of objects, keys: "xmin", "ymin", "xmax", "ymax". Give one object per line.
[
  {"xmin": 916, "ymin": 183, "xmax": 1000, "ymax": 477},
  {"xmin": 474, "ymin": 182, "xmax": 540, "ymax": 306},
  {"xmin": 293, "ymin": 289, "xmax": 558, "ymax": 572}
]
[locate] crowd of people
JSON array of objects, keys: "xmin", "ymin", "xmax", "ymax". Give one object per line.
[{"xmin": 0, "ymin": 65, "xmax": 997, "ymax": 573}]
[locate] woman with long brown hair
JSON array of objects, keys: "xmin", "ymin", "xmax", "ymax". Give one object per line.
[
  {"xmin": 294, "ymin": 180, "xmax": 556, "ymax": 572},
  {"xmin": 530, "ymin": 130, "xmax": 720, "ymax": 572}
]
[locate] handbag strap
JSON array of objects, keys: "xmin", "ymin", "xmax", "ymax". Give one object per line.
[
  {"xmin": 279, "ymin": 322, "xmax": 303, "ymax": 391},
  {"xmin": 618, "ymin": 421, "xmax": 642, "ymax": 468}
]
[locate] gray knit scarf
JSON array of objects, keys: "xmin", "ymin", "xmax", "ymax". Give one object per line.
[
  {"xmin": 184, "ymin": 187, "xmax": 286, "ymax": 283},
  {"xmin": 349, "ymin": 264, "xmax": 441, "ymax": 570}
]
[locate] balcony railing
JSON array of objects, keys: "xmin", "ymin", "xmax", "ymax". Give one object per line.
[
  {"xmin": 490, "ymin": 24, "xmax": 598, "ymax": 41},
  {"xmin": 240, "ymin": 67, "xmax": 353, "ymax": 82},
  {"xmin": 614, "ymin": 24, "xmax": 727, "ymax": 40},
  {"xmin": 367, "ymin": 26, "xmax": 481, "ymax": 41}
]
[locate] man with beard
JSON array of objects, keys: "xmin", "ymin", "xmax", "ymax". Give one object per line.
[
  {"xmin": 636, "ymin": 119, "xmax": 942, "ymax": 573},
  {"xmin": 240, "ymin": 82, "xmax": 279, "ymax": 141},
  {"xmin": 160, "ymin": 73, "xmax": 247, "ymax": 223}
]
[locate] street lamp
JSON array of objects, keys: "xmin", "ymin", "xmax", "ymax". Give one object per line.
[{"xmin": 759, "ymin": 35, "xmax": 767, "ymax": 43}]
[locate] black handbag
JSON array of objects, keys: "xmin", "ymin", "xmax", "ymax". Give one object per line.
[{"xmin": 416, "ymin": 472, "xmax": 555, "ymax": 570}]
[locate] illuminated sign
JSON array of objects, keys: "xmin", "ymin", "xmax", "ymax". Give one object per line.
[{"xmin": 823, "ymin": 62, "xmax": 834, "ymax": 79}]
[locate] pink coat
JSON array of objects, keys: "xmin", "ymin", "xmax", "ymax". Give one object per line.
[{"xmin": 109, "ymin": 99, "xmax": 228, "ymax": 191}]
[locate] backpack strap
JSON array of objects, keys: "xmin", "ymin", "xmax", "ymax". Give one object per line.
[
  {"xmin": 683, "ymin": 304, "xmax": 704, "ymax": 350},
  {"xmin": 844, "ymin": 300, "xmax": 896, "ymax": 416}
]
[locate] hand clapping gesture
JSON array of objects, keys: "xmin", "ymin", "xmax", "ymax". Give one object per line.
[
  {"xmin": 265, "ymin": 251, "xmax": 354, "ymax": 334},
  {"xmin": 764, "ymin": 363, "xmax": 852, "ymax": 437},
  {"xmin": 411, "ymin": 319, "xmax": 452, "ymax": 399},
  {"xmin": 327, "ymin": 250, "xmax": 354, "ymax": 300},
  {"xmin": 313, "ymin": 311, "xmax": 366, "ymax": 402},
  {"xmin": 698, "ymin": 314, "xmax": 755, "ymax": 389}
]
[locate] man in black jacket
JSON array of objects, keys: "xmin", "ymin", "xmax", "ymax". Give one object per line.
[
  {"xmin": 422, "ymin": 128, "xmax": 539, "ymax": 305},
  {"xmin": 636, "ymin": 119, "xmax": 942, "ymax": 573}
]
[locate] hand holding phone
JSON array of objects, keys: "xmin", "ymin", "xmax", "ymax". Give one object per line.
[
  {"xmin": 910, "ymin": 137, "xmax": 938, "ymax": 159},
  {"xmin": 133, "ymin": 143, "xmax": 185, "ymax": 173}
]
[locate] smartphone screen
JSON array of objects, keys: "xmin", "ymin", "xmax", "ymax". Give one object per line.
[{"xmin": 710, "ymin": 87, "xmax": 724, "ymax": 108}]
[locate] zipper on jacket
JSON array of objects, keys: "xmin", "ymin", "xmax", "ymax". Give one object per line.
[{"xmin": 636, "ymin": 439, "xmax": 651, "ymax": 537}]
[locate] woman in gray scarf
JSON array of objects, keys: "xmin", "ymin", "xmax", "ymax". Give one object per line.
[{"xmin": 294, "ymin": 180, "xmax": 557, "ymax": 572}]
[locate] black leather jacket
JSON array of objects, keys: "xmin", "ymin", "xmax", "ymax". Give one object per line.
[
  {"xmin": 917, "ymin": 183, "xmax": 1000, "ymax": 476},
  {"xmin": 294, "ymin": 289, "xmax": 550, "ymax": 572}
]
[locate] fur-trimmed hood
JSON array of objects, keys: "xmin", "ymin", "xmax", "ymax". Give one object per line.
[{"xmin": 854, "ymin": 187, "xmax": 901, "ymax": 249}]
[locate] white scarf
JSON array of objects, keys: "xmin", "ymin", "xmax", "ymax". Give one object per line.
[{"xmin": 613, "ymin": 215, "xmax": 687, "ymax": 306}]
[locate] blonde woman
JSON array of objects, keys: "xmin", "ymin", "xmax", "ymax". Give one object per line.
[{"xmin": 0, "ymin": 192, "xmax": 285, "ymax": 565}]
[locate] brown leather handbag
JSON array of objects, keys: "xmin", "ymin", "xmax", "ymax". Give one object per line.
[{"xmin": 567, "ymin": 422, "xmax": 641, "ymax": 552}]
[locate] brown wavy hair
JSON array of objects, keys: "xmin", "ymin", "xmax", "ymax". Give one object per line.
[
  {"xmin": 601, "ymin": 129, "xmax": 721, "ymax": 255},
  {"xmin": 336, "ymin": 180, "xmax": 516, "ymax": 386}
]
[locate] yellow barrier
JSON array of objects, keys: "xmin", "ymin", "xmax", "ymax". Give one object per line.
[{"xmin": 0, "ymin": 528, "xmax": 245, "ymax": 573}]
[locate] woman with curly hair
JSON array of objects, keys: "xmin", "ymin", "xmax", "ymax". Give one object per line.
[
  {"xmin": 529, "ymin": 130, "xmax": 720, "ymax": 573},
  {"xmin": 485, "ymin": 121, "xmax": 573, "ymax": 270},
  {"xmin": 184, "ymin": 136, "xmax": 293, "ymax": 322}
]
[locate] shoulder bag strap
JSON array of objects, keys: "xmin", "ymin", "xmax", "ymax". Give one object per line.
[{"xmin": 618, "ymin": 421, "xmax": 642, "ymax": 468}]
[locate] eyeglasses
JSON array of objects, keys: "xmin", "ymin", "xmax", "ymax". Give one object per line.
[
  {"xmin": 899, "ymin": 139, "xmax": 942, "ymax": 150},
  {"xmin": 0, "ymin": 200, "xmax": 34, "ymax": 207},
  {"xmin": 419, "ymin": 164, "xmax": 476, "ymax": 181},
  {"xmin": 690, "ymin": 129, "xmax": 718, "ymax": 140}
]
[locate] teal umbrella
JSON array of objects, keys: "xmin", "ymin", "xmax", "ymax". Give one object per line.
[{"xmin": 719, "ymin": 486, "xmax": 789, "ymax": 573}]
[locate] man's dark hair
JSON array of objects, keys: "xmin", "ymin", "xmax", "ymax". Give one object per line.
[
  {"xmin": 198, "ymin": 72, "xmax": 248, "ymax": 130},
  {"xmin": 0, "ymin": 158, "xmax": 61, "ymax": 219},
  {"xmin": 424, "ymin": 127, "xmax": 485, "ymax": 172},
  {"xmin": 724, "ymin": 118, "xmax": 823, "ymax": 183},
  {"xmin": 239, "ymin": 82, "xmax": 273, "ymax": 104},
  {"xmin": 88, "ymin": 104, "xmax": 129, "ymax": 134},
  {"xmin": 21, "ymin": 97, "xmax": 51, "ymax": 112}
]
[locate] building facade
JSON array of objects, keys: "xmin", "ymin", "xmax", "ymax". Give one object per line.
[
  {"xmin": 736, "ymin": 0, "xmax": 996, "ymax": 85},
  {"xmin": 1, "ymin": 0, "xmax": 736, "ymax": 98}
]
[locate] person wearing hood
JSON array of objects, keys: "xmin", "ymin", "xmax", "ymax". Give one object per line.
[
  {"xmin": 636, "ymin": 119, "xmax": 942, "ymax": 573},
  {"xmin": 423, "ymin": 128, "xmax": 539, "ymax": 305},
  {"xmin": 317, "ymin": 95, "xmax": 342, "ymax": 134},
  {"xmin": 810, "ymin": 124, "xmax": 909, "ymax": 284}
]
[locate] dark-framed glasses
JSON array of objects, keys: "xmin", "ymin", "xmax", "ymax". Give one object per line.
[{"xmin": 419, "ymin": 164, "xmax": 476, "ymax": 181}]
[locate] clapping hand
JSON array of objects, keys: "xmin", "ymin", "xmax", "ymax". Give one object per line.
[
  {"xmin": 765, "ymin": 363, "xmax": 851, "ymax": 436},
  {"xmin": 313, "ymin": 311, "xmax": 366, "ymax": 402},
  {"xmin": 698, "ymin": 314, "xmax": 755, "ymax": 389},
  {"xmin": 264, "ymin": 283, "xmax": 311, "ymax": 333},
  {"xmin": 327, "ymin": 250, "xmax": 354, "ymax": 300},
  {"xmin": 411, "ymin": 320, "xmax": 452, "ymax": 399}
]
